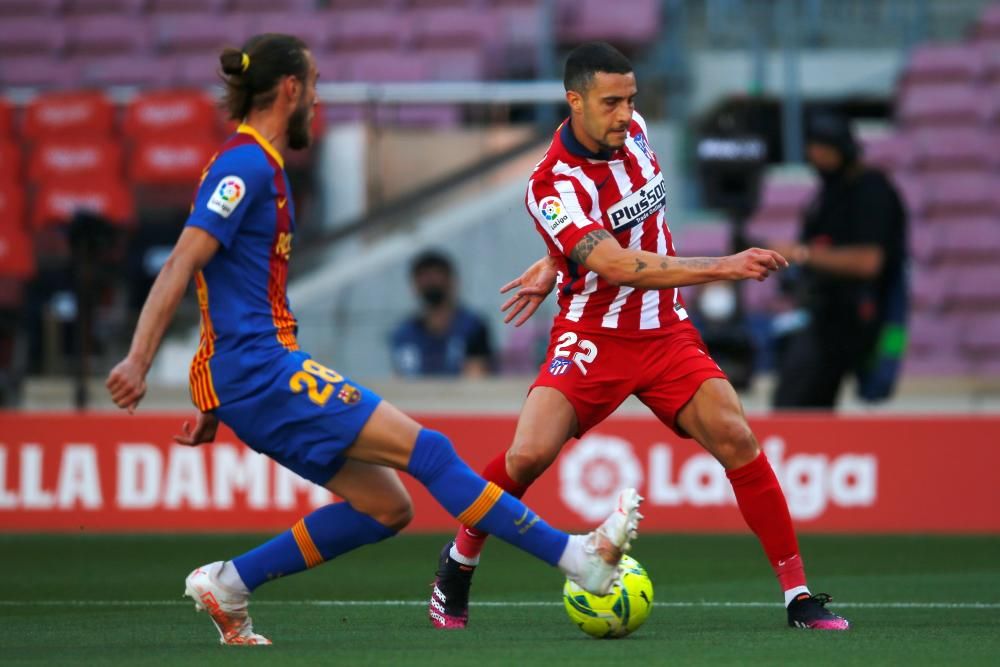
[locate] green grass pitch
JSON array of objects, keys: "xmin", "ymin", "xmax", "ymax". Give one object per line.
[{"xmin": 2, "ymin": 534, "xmax": 998, "ymax": 666}]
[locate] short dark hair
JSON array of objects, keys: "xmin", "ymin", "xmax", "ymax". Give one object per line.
[
  {"xmin": 411, "ymin": 250, "xmax": 454, "ymax": 278},
  {"xmin": 219, "ymin": 33, "xmax": 309, "ymax": 121},
  {"xmin": 563, "ymin": 42, "xmax": 633, "ymax": 93}
]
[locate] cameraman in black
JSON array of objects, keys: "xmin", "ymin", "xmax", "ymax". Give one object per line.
[{"xmin": 770, "ymin": 112, "xmax": 908, "ymax": 408}]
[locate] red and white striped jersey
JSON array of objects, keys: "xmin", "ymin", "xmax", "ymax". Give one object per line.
[{"xmin": 525, "ymin": 112, "xmax": 690, "ymax": 333}]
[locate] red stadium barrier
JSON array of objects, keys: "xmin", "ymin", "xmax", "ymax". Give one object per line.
[
  {"xmin": 1, "ymin": 413, "xmax": 998, "ymax": 534},
  {"xmin": 23, "ymin": 91, "xmax": 115, "ymax": 141}
]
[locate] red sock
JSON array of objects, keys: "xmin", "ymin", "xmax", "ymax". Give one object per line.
[
  {"xmin": 453, "ymin": 450, "xmax": 530, "ymax": 562},
  {"xmin": 726, "ymin": 451, "xmax": 807, "ymax": 591}
]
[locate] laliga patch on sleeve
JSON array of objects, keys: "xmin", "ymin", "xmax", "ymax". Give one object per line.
[
  {"xmin": 537, "ymin": 196, "xmax": 572, "ymax": 235},
  {"xmin": 206, "ymin": 175, "xmax": 247, "ymax": 218}
]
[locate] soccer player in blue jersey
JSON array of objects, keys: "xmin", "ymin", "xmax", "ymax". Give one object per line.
[{"xmin": 105, "ymin": 34, "xmax": 642, "ymax": 646}]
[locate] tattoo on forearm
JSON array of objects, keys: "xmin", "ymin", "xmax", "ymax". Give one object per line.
[
  {"xmin": 660, "ymin": 259, "xmax": 669, "ymax": 270},
  {"xmin": 569, "ymin": 229, "xmax": 613, "ymax": 264},
  {"xmin": 677, "ymin": 257, "xmax": 716, "ymax": 270},
  {"xmin": 634, "ymin": 258, "xmax": 647, "ymax": 273}
]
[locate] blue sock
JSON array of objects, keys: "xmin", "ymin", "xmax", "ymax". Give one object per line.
[
  {"xmin": 232, "ymin": 502, "xmax": 396, "ymax": 591},
  {"xmin": 407, "ymin": 429, "xmax": 568, "ymax": 566}
]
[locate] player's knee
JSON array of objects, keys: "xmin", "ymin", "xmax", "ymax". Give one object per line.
[
  {"xmin": 505, "ymin": 446, "xmax": 551, "ymax": 485},
  {"xmin": 354, "ymin": 492, "xmax": 413, "ymax": 532},
  {"xmin": 710, "ymin": 417, "xmax": 758, "ymax": 468},
  {"xmin": 377, "ymin": 498, "xmax": 414, "ymax": 532},
  {"xmin": 408, "ymin": 429, "xmax": 458, "ymax": 482}
]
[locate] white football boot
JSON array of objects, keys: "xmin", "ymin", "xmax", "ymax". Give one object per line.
[
  {"xmin": 565, "ymin": 488, "xmax": 644, "ymax": 596},
  {"xmin": 183, "ymin": 561, "xmax": 272, "ymax": 646}
]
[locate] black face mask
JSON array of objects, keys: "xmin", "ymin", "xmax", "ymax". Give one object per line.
[{"xmin": 419, "ymin": 286, "xmax": 448, "ymax": 308}]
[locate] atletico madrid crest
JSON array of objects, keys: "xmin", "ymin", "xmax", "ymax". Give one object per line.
[{"xmin": 549, "ymin": 357, "xmax": 572, "ymax": 376}]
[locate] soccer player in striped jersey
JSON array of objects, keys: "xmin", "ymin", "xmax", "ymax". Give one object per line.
[
  {"xmin": 106, "ymin": 34, "xmax": 642, "ymax": 646},
  {"xmin": 430, "ymin": 42, "xmax": 849, "ymax": 631}
]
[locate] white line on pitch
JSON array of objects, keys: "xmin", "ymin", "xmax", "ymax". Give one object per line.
[{"xmin": 0, "ymin": 600, "xmax": 997, "ymax": 609}]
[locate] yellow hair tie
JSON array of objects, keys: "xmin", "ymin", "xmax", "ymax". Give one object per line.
[{"xmin": 240, "ymin": 52, "xmax": 250, "ymax": 73}]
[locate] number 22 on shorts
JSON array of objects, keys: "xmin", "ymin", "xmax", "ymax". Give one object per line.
[
  {"xmin": 289, "ymin": 359, "xmax": 344, "ymax": 406},
  {"xmin": 553, "ymin": 331, "xmax": 598, "ymax": 375}
]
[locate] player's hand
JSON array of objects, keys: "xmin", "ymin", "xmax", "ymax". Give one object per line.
[
  {"xmin": 500, "ymin": 256, "xmax": 558, "ymax": 326},
  {"xmin": 106, "ymin": 356, "xmax": 148, "ymax": 414},
  {"xmin": 174, "ymin": 411, "xmax": 219, "ymax": 447},
  {"xmin": 720, "ymin": 248, "xmax": 789, "ymax": 282}
]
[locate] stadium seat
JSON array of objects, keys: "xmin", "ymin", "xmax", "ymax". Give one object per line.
[
  {"xmin": 409, "ymin": 8, "xmax": 493, "ymax": 49},
  {"xmin": 909, "ymin": 265, "xmax": 948, "ymax": 311},
  {"xmin": 923, "ymin": 171, "xmax": 997, "ymax": 218},
  {"xmin": 247, "ymin": 13, "xmax": 336, "ymax": 53},
  {"xmin": 943, "ymin": 265, "xmax": 1000, "ymax": 307},
  {"xmin": 417, "ymin": 48, "xmax": 488, "ymax": 81},
  {"xmin": 39, "ymin": 181, "xmax": 134, "ymax": 231},
  {"xmin": 0, "ymin": 56, "xmax": 81, "ymax": 89},
  {"xmin": 901, "ymin": 44, "xmax": 985, "ymax": 86},
  {"xmin": 0, "ymin": 97, "xmax": 10, "ymax": 139},
  {"xmin": 0, "ymin": 0, "xmax": 62, "ymax": 17},
  {"xmin": 23, "ymin": 91, "xmax": 116, "ymax": 142},
  {"xmin": 125, "ymin": 90, "xmax": 221, "ymax": 140},
  {"xmin": 28, "ymin": 139, "xmax": 124, "ymax": 185},
  {"xmin": 890, "ymin": 172, "xmax": 928, "ymax": 218},
  {"xmin": 910, "ymin": 127, "xmax": 1000, "ymax": 172},
  {"xmin": 974, "ymin": 3, "xmax": 1000, "ymax": 43},
  {"xmin": 156, "ymin": 13, "xmax": 251, "ymax": 53},
  {"xmin": 73, "ymin": 54, "xmax": 178, "ymax": 88},
  {"xmin": 674, "ymin": 222, "xmax": 730, "ymax": 257},
  {"xmin": 327, "ymin": 0, "xmax": 400, "ymax": 8},
  {"xmin": 0, "ymin": 183, "xmax": 25, "ymax": 232},
  {"xmin": 756, "ymin": 181, "xmax": 816, "ymax": 217},
  {"xmin": 0, "ymin": 18, "xmax": 68, "ymax": 57},
  {"xmin": 63, "ymin": 0, "xmax": 145, "ymax": 15},
  {"xmin": 0, "ymin": 140, "xmax": 19, "ymax": 186},
  {"xmin": 227, "ymin": 0, "xmax": 314, "ymax": 11},
  {"xmin": 344, "ymin": 51, "xmax": 429, "ymax": 82},
  {"xmin": 0, "ymin": 223, "xmax": 34, "ymax": 282},
  {"xmin": 908, "ymin": 221, "xmax": 938, "ymax": 265},
  {"xmin": 860, "ymin": 132, "xmax": 916, "ymax": 172},
  {"xmin": 555, "ymin": 0, "xmax": 659, "ymax": 47},
  {"xmin": 937, "ymin": 217, "xmax": 1000, "ymax": 263},
  {"xmin": 129, "ymin": 136, "xmax": 217, "ymax": 186},
  {"xmin": 67, "ymin": 15, "xmax": 152, "ymax": 56},
  {"xmin": 147, "ymin": 0, "xmax": 226, "ymax": 14},
  {"xmin": 897, "ymin": 84, "xmax": 984, "ymax": 128},
  {"xmin": 331, "ymin": 11, "xmax": 412, "ymax": 51},
  {"xmin": 960, "ymin": 314, "xmax": 1000, "ymax": 355},
  {"xmin": 171, "ymin": 53, "xmax": 228, "ymax": 87},
  {"xmin": 32, "ymin": 178, "xmax": 134, "ymax": 229}
]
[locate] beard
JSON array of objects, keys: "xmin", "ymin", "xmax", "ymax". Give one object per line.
[{"xmin": 287, "ymin": 101, "xmax": 312, "ymax": 150}]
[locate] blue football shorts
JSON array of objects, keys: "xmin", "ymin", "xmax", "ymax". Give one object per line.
[{"xmin": 215, "ymin": 350, "xmax": 382, "ymax": 486}]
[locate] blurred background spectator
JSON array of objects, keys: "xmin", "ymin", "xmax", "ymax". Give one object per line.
[
  {"xmin": 390, "ymin": 250, "xmax": 495, "ymax": 378},
  {"xmin": 769, "ymin": 112, "xmax": 908, "ymax": 408}
]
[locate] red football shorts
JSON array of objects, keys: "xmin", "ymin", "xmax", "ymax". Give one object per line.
[{"xmin": 530, "ymin": 322, "xmax": 728, "ymax": 438}]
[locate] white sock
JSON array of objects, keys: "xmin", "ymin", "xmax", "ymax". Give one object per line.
[
  {"xmin": 556, "ymin": 535, "xmax": 588, "ymax": 577},
  {"xmin": 450, "ymin": 544, "xmax": 480, "ymax": 567},
  {"xmin": 218, "ymin": 560, "xmax": 250, "ymax": 595},
  {"xmin": 784, "ymin": 585, "xmax": 810, "ymax": 607}
]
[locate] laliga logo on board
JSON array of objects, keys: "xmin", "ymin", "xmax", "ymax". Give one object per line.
[
  {"xmin": 560, "ymin": 435, "xmax": 644, "ymax": 521},
  {"xmin": 559, "ymin": 434, "xmax": 877, "ymax": 521}
]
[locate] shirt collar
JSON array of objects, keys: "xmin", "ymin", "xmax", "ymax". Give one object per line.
[
  {"xmin": 237, "ymin": 123, "xmax": 285, "ymax": 169},
  {"xmin": 559, "ymin": 118, "xmax": 616, "ymax": 161}
]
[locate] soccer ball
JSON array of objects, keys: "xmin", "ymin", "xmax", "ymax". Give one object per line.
[{"xmin": 562, "ymin": 555, "xmax": 654, "ymax": 638}]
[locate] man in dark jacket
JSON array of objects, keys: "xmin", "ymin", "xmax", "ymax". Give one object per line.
[{"xmin": 771, "ymin": 113, "xmax": 908, "ymax": 408}]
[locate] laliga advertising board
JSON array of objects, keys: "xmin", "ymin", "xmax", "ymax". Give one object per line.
[{"xmin": 0, "ymin": 413, "xmax": 998, "ymax": 533}]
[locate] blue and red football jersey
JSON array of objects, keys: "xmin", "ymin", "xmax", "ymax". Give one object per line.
[{"xmin": 185, "ymin": 124, "xmax": 298, "ymax": 411}]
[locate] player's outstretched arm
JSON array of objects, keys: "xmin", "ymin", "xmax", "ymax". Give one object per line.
[
  {"xmin": 106, "ymin": 227, "xmax": 220, "ymax": 412},
  {"xmin": 570, "ymin": 230, "xmax": 788, "ymax": 290}
]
